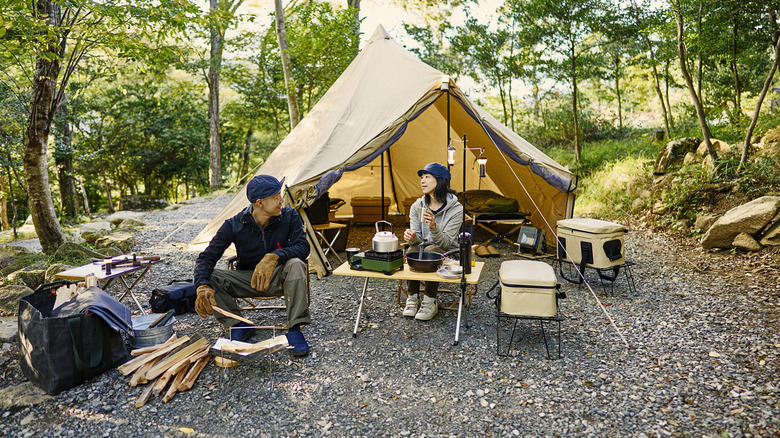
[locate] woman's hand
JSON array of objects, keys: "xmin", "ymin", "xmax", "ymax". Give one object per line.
[
  {"xmin": 404, "ymin": 228, "xmax": 416, "ymax": 242},
  {"xmin": 422, "ymin": 209, "xmax": 436, "ymax": 230}
]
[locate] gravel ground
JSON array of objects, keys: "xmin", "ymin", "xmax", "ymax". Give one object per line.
[{"xmin": 1, "ymin": 194, "xmax": 779, "ymax": 437}]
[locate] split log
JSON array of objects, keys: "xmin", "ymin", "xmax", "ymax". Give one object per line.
[
  {"xmin": 143, "ymin": 337, "xmax": 208, "ymax": 381},
  {"xmin": 178, "ymin": 356, "xmax": 211, "ymax": 391},
  {"xmin": 163, "ymin": 366, "xmax": 188, "ymax": 402},
  {"xmin": 120, "ymin": 335, "xmax": 190, "ymax": 375},
  {"xmin": 220, "ymin": 334, "xmax": 288, "ymax": 355},
  {"xmin": 135, "ymin": 381, "xmax": 156, "ymax": 408},
  {"xmin": 211, "ymin": 306, "xmax": 255, "ymax": 325},
  {"xmin": 131, "ymin": 334, "xmax": 177, "ymax": 356},
  {"xmin": 129, "ymin": 356, "xmax": 162, "ymax": 387},
  {"xmin": 152, "ymin": 372, "xmax": 172, "ymax": 397}
]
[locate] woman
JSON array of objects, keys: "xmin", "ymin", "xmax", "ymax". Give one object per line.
[{"xmin": 403, "ymin": 162, "xmax": 463, "ymax": 320}]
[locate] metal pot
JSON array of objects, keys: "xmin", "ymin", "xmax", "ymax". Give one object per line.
[
  {"xmin": 406, "ymin": 248, "xmax": 459, "ymax": 272},
  {"xmin": 372, "ymin": 220, "xmax": 399, "ymax": 253}
]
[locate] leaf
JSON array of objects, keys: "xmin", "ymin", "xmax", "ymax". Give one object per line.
[
  {"xmin": 179, "ymin": 428, "xmax": 194, "ymax": 434},
  {"xmin": 709, "ymin": 351, "xmax": 721, "ymax": 358},
  {"xmin": 730, "ymin": 408, "xmax": 744, "ymax": 414}
]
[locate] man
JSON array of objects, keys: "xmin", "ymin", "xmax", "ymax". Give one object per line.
[{"xmin": 194, "ymin": 175, "xmax": 311, "ymax": 357}]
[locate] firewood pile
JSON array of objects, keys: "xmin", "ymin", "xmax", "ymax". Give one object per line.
[{"xmin": 118, "ymin": 334, "xmax": 211, "ymax": 407}]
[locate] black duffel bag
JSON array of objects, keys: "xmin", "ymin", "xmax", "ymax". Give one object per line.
[
  {"xmin": 149, "ymin": 280, "xmax": 197, "ymax": 315},
  {"xmin": 18, "ymin": 282, "xmax": 130, "ymax": 395}
]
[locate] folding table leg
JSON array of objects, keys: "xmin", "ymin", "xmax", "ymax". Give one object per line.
[{"xmin": 352, "ymin": 277, "xmax": 370, "ymax": 338}]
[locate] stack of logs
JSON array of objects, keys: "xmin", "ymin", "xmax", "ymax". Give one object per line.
[{"xmin": 118, "ymin": 334, "xmax": 211, "ymax": 407}]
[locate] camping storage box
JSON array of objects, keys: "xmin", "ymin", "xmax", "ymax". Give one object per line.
[
  {"xmin": 499, "ymin": 260, "xmax": 558, "ymax": 317},
  {"xmin": 350, "ymin": 197, "xmax": 391, "ymax": 224},
  {"xmin": 556, "ymin": 218, "xmax": 627, "ymax": 269}
]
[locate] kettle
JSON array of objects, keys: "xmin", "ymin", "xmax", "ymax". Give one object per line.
[{"xmin": 372, "ymin": 220, "xmax": 399, "ymax": 253}]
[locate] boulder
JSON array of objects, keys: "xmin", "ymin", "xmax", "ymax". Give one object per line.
[
  {"xmin": 44, "ymin": 263, "xmax": 75, "ymax": 283},
  {"xmin": 759, "ymin": 220, "xmax": 780, "ymax": 246},
  {"xmin": 683, "ymin": 151, "xmax": 698, "ymax": 164},
  {"xmin": 0, "ymin": 316, "xmax": 17, "ymax": 342},
  {"xmin": 119, "ymin": 195, "xmax": 168, "ymax": 211},
  {"xmin": 631, "ymin": 198, "xmax": 646, "ymax": 212},
  {"xmin": 6, "ymin": 261, "xmax": 47, "ymax": 289},
  {"xmin": 79, "ymin": 221, "xmax": 112, "ymax": 244},
  {"xmin": 0, "ymin": 284, "xmax": 34, "ymax": 315},
  {"xmin": 0, "ymin": 382, "xmax": 52, "ymax": 409},
  {"xmin": 116, "ymin": 218, "xmax": 146, "ymax": 229},
  {"xmin": 654, "ymin": 137, "xmax": 701, "ymax": 174},
  {"xmin": 696, "ymin": 138, "xmax": 731, "ymax": 155},
  {"xmin": 694, "ymin": 213, "xmax": 719, "ymax": 234},
  {"xmin": 732, "ymin": 233, "xmax": 763, "ymax": 252},
  {"xmin": 94, "ymin": 232, "xmax": 135, "ymax": 253},
  {"xmin": 701, "ymin": 196, "xmax": 780, "ymax": 249},
  {"xmin": 53, "ymin": 242, "xmax": 107, "ymax": 262},
  {"xmin": 105, "ymin": 211, "xmax": 147, "ymax": 227}
]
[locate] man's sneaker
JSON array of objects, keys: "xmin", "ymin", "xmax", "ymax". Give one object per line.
[
  {"xmin": 285, "ymin": 330, "xmax": 310, "ymax": 357},
  {"xmin": 415, "ymin": 295, "xmax": 438, "ymax": 321},
  {"xmin": 229, "ymin": 322, "xmax": 257, "ymax": 342},
  {"xmin": 402, "ymin": 294, "xmax": 420, "ymax": 317}
]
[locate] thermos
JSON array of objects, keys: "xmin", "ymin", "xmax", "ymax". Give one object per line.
[{"xmin": 459, "ymin": 231, "xmax": 472, "ymax": 275}]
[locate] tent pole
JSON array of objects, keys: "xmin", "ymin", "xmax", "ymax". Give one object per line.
[
  {"xmin": 386, "ymin": 149, "xmax": 400, "ymax": 215},
  {"xmin": 381, "ymin": 152, "xmax": 385, "ymax": 222}
]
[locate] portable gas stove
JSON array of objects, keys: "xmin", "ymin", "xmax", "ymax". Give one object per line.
[{"xmin": 360, "ymin": 249, "xmax": 404, "ymax": 275}]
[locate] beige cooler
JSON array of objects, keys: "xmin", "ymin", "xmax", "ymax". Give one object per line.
[
  {"xmin": 556, "ymin": 218, "xmax": 626, "ymax": 269},
  {"xmin": 499, "ymin": 260, "xmax": 558, "ymax": 317}
]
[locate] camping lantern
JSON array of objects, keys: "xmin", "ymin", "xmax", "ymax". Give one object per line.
[
  {"xmin": 447, "ymin": 145, "xmax": 456, "ymax": 165},
  {"xmin": 477, "ymin": 155, "xmax": 487, "ymax": 177}
]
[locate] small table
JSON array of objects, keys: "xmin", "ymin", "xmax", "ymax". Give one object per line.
[
  {"xmin": 55, "ymin": 257, "xmax": 160, "ymax": 314},
  {"xmin": 312, "ymin": 222, "xmax": 347, "ymax": 263},
  {"xmin": 333, "ymin": 261, "xmax": 484, "ymax": 345}
]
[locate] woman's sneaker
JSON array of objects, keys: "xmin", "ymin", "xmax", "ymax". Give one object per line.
[
  {"xmin": 415, "ymin": 295, "xmax": 438, "ymax": 321},
  {"xmin": 403, "ymin": 294, "xmax": 420, "ymax": 317}
]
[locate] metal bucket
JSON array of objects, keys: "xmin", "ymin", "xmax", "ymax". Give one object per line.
[{"xmin": 130, "ymin": 313, "xmax": 176, "ymax": 348}]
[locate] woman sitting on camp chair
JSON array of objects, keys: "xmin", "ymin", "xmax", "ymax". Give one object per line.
[{"xmin": 403, "ymin": 163, "xmax": 463, "ymax": 320}]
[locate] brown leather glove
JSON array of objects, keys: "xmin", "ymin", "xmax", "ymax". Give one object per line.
[
  {"xmin": 195, "ymin": 285, "xmax": 216, "ymax": 318},
  {"xmin": 251, "ymin": 253, "xmax": 279, "ymax": 291}
]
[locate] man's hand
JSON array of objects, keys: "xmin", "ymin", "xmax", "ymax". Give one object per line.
[
  {"xmin": 251, "ymin": 253, "xmax": 279, "ymax": 291},
  {"xmin": 195, "ymin": 285, "xmax": 216, "ymax": 318}
]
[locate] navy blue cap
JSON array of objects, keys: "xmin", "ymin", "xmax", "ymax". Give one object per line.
[
  {"xmin": 417, "ymin": 162, "xmax": 451, "ymax": 181},
  {"xmin": 247, "ymin": 175, "xmax": 285, "ymax": 203}
]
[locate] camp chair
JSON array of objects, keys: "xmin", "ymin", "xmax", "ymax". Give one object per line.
[
  {"xmin": 227, "ymin": 256, "xmax": 311, "ymax": 327},
  {"xmin": 467, "ymin": 212, "xmax": 531, "ymax": 246}
]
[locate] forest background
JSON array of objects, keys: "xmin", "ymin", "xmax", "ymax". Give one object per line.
[{"xmin": 1, "ymin": 0, "xmax": 779, "ymax": 255}]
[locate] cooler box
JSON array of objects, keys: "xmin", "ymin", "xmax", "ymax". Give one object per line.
[
  {"xmin": 499, "ymin": 260, "xmax": 558, "ymax": 317},
  {"xmin": 556, "ymin": 218, "xmax": 626, "ymax": 268},
  {"xmin": 350, "ymin": 197, "xmax": 391, "ymax": 224}
]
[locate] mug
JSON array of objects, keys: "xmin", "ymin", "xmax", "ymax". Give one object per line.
[{"xmin": 345, "ymin": 247, "xmax": 361, "ymax": 267}]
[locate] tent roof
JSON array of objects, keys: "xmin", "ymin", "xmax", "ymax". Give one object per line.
[{"xmin": 193, "ymin": 25, "xmax": 576, "ymax": 246}]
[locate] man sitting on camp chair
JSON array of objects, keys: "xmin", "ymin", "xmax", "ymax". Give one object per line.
[{"xmin": 193, "ymin": 175, "xmax": 312, "ymax": 357}]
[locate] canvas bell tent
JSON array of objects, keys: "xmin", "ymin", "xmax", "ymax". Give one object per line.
[{"xmin": 193, "ymin": 25, "xmax": 577, "ymax": 274}]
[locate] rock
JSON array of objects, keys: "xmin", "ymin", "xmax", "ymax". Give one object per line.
[
  {"xmin": 6, "ymin": 261, "xmax": 47, "ymax": 289},
  {"xmin": 94, "ymin": 232, "xmax": 135, "ymax": 253},
  {"xmin": 694, "ymin": 213, "xmax": 719, "ymax": 234},
  {"xmin": 0, "ymin": 245, "xmax": 33, "ymax": 259},
  {"xmin": 0, "ymin": 284, "xmax": 34, "ymax": 315},
  {"xmin": 631, "ymin": 198, "xmax": 646, "ymax": 212},
  {"xmin": 44, "ymin": 263, "xmax": 75, "ymax": 283},
  {"xmin": 79, "ymin": 221, "xmax": 113, "ymax": 234},
  {"xmin": 732, "ymin": 233, "xmax": 763, "ymax": 252},
  {"xmin": 683, "ymin": 152, "xmax": 698, "ymax": 164},
  {"xmin": 117, "ymin": 218, "xmax": 146, "ymax": 228},
  {"xmin": 653, "ymin": 201, "xmax": 668, "ymax": 215},
  {"xmin": 0, "ymin": 316, "xmax": 17, "ymax": 342},
  {"xmin": 105, "ymin": 211, "xmax": 147, "ymax": 227},
  {"xmin": 0, "ymin": 382, "xmax": 52, "ymax": 409},
  {"xmin": 654, "ymin": 137, "xmax": 701, "ymax": 174},
  {"xmin": 759, "ymin": 219, "xmax": 780, "ymax": 246},
  {"xmin": 701, "ymin": 196, "xmax": 780, "ymax": 249},
  {"xmin": 53, "ymin": 242, "xmax": 107, "ymax": 262}
]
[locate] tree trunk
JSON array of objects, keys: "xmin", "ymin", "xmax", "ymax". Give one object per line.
[
  {"xmin": 23, "ymin": 0, "xmax": 66, "ymax": 254},
  {"xmin": 570, "ymin": 44, "xmax": 581, "ymax": 162},
  {"xmin": 631, "ymin": 6, "xmax": 671, "ymax": 139},
  {"xmin": 347, "ymin": 0, "xmax": 361, "ymax": 55},
  {"xmin": 0, "ymin": 171, "xmax": 8, "ymax": 231},
  {"xmin": 240, "ymin": 127, "xmax": 253, "ymax": 184},
  {"xmin": 613, "ymin": 53, "xmax": 623, "ymax": 130},
  {"xmin": 207, "ymin": 0, "xmax": 223, "ymax": 190},
  {"xmin": 54, "ymin": 95, "xmax": 79, "ymax": 218},
  {"xmin": 275, "ymin": 0, "xmax": 300, "ymax": 130},
  {"xmin": 664, "ymin": 60, "xmax": 674, "ymax": 132},
  {"xmin": 4, "ymin": 167, "xmax": 17, "ymax": 237},
  {"xmin": 77, "ymin": 177, "xmax": 91, "ymax": 218},
  {"xmin": 674, "ymin": 7, "xmax": 717, "ymax": 162},
  {"xmin": 98, "ymin": 154, "xmax": 115, "ymax": 213},
  {"xmin": 741, "ymin": 13, "xmax": 780, "ymax": 167},
  {"xmin": 730, "ymin": 12, "xmax": 741, "ymax": 115},
  {"xmin": 696, "ymin": 0, "xmax": 703, "ymax": 105}
]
